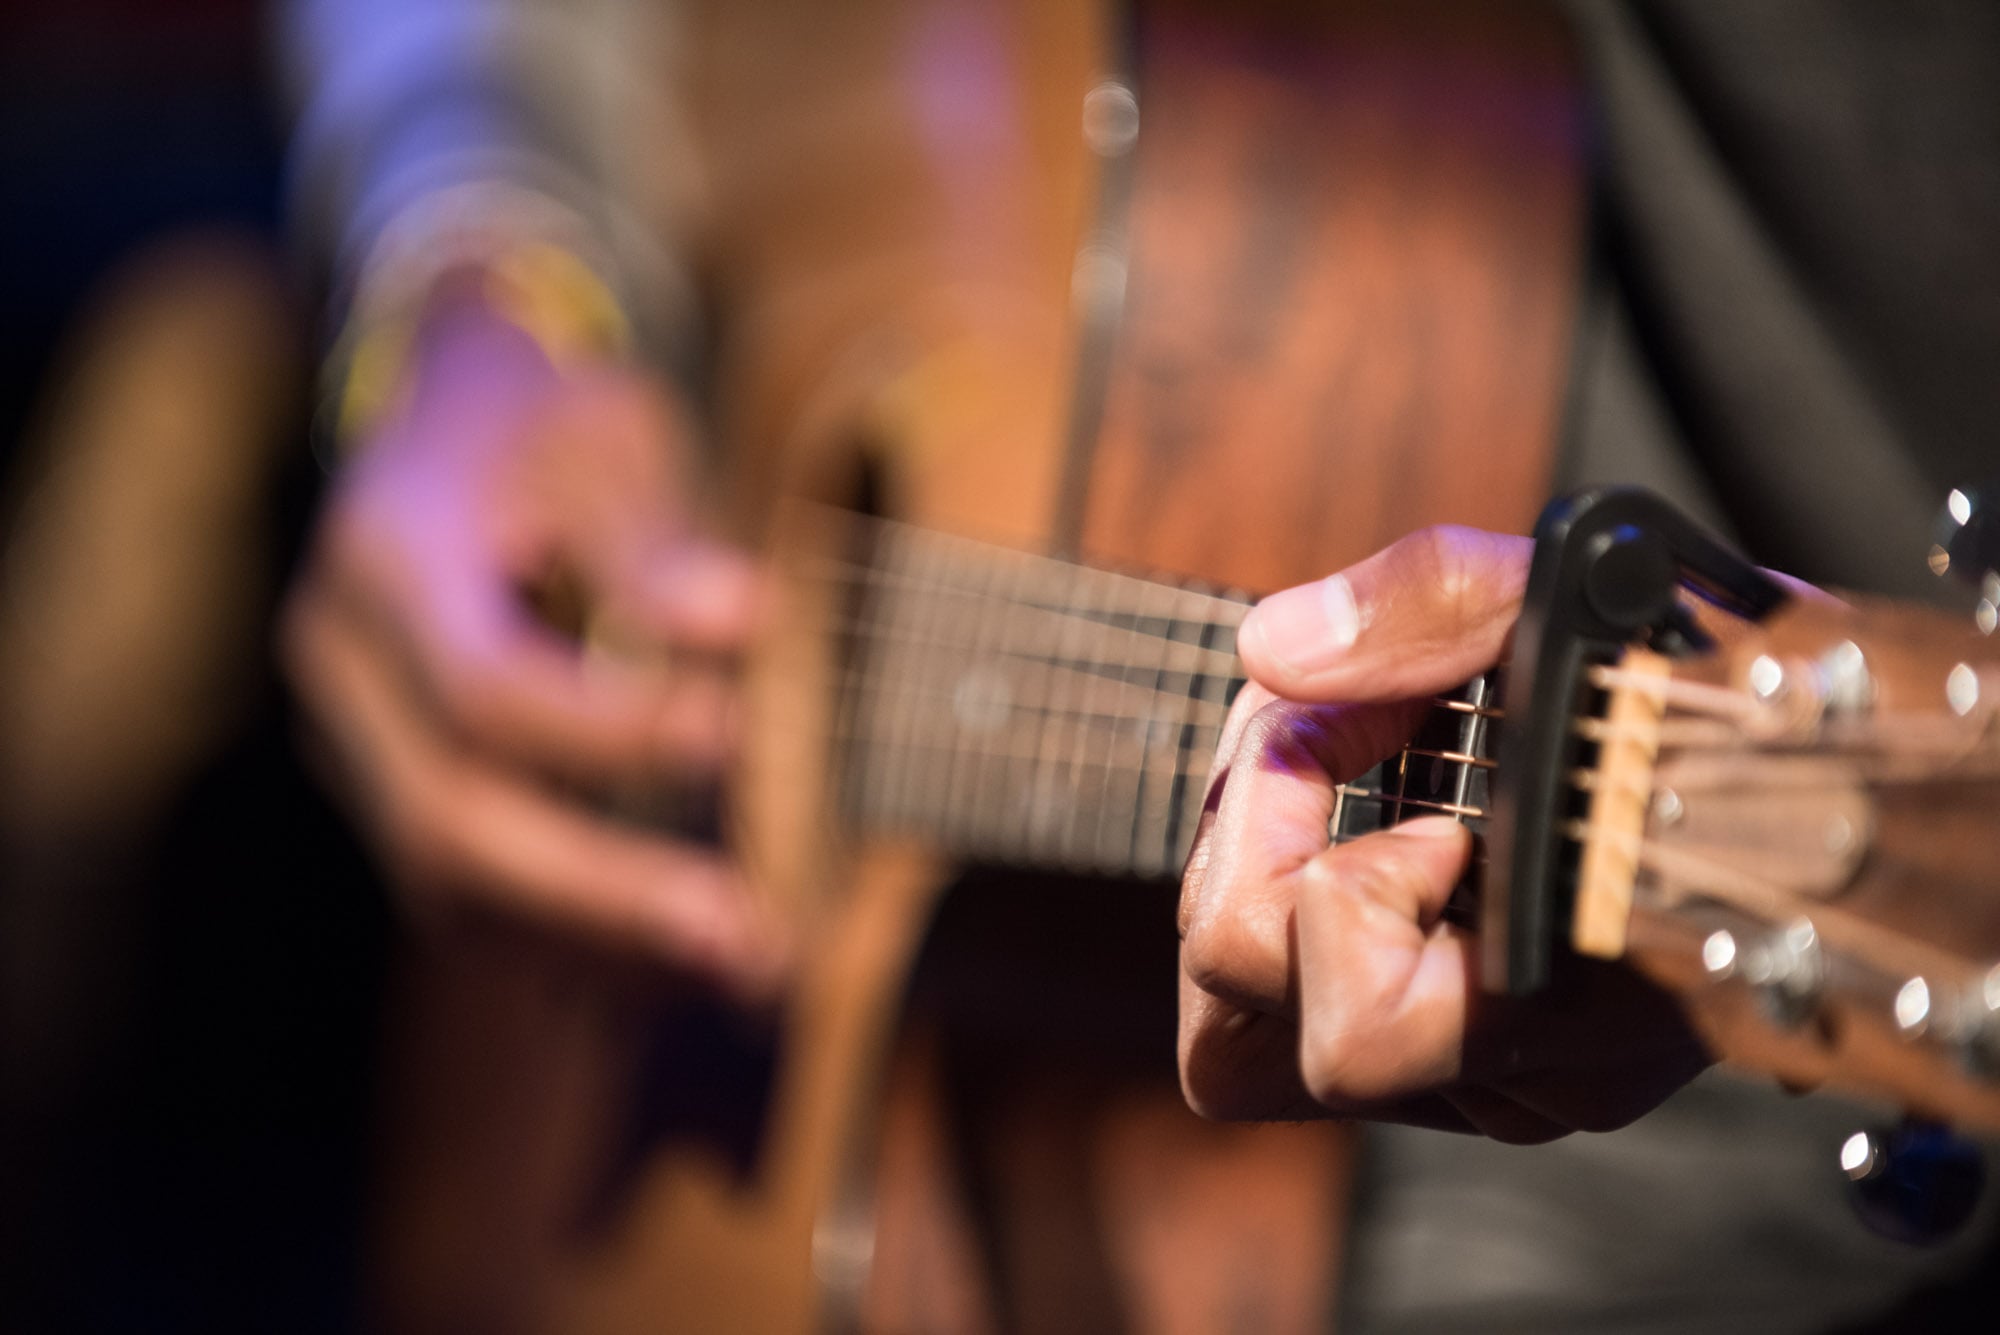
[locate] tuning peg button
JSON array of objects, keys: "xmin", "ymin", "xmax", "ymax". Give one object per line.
[
  {"xmin": 1933, "ymin": 482, "xmax": 2000, "ymax": 634},
  {"xmin": 1841, "ymin": 1121, "xmax": 1985, "ymax": 1245},
  {"xmin": 1746, "ymin": 919, "xmax": 1826, "ymax": 1029},
  {"xmin": 1952, "ymin": 965, "xmax": 2000, "ymax": 1079}
]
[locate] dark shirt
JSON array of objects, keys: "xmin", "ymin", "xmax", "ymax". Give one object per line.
[{"xmin": 1342, "ymin": 5, "xmax": 2000, "ymax": 1331}]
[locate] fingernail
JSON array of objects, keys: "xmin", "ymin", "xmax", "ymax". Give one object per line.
[
  {"xmin": 1246, "ymin": 573, "xmax": 1359, "ymax": 673},
  {"xmin": 1390, "ymin": 815, "xmax": 1468, "ymax": 839}
]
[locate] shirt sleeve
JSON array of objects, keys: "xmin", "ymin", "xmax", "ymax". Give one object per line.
[{"xmin": 277, "ymin": 0, "xmax": 699, "ymax": 364}]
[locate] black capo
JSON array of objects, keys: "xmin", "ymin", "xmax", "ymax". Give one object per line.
[{"xmin": 1482, "ymin": 488, "xmax": 1788, "ymax": 997}]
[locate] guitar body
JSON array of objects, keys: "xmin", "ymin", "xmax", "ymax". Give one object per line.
[{"xmin": 365, "ymin": 2, "xmax": 1583, "ymax": 1331}]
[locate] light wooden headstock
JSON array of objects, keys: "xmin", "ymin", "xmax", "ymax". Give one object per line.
[{"xmin": 1572, "ymin": 593, "xmax": 2000, "ymax": 1132}]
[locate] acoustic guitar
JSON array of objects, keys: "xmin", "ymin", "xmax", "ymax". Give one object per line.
[{"xmin": 364, "ymin": 1, "xmax": 1584, "ymax": 1331}]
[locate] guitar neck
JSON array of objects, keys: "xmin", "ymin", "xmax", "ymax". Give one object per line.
[{"xmin": 816, "ymin": 516, "xmax": 1495, "ymax": 879}]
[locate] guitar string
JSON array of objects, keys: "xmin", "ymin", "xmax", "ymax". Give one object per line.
[
  {"xmin": 1560, "ymin": 656, "xmax": 2000, "ymax": 994},
  {"xmin": 788, "ymin": 523, "xmax": 1256, "ymax": 618},
  {"xmin": 797, "ymin": 569, "xmax": 1250, "ymax": 677},
  {"xmin": 795, "ymin": 546, "xmax": 1248, "ymax": 628},
  {"xmin": 780, "ymin": 514, "xmax": 1505, "ymax": 867},
  {"xmin": 830, "ymin": 523, "xmax": 1997, "ymax": 913},
  {"xmin": 821, "ymin": 523, "xmax": 1225, "ymax": 858},
  {"xmin": 1564, "ymin": 814, "xmax": 1983, "ymax": 988}
]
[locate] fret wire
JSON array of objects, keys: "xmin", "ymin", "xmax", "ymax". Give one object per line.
[
  {"xmin": 1091, "ymin": 568, "xmax": 1151, "ymax": 867},
  {"xmin": 1061, "ymin": 564, "xmax": 1117, "ymax": 863},
  {"xmin": 868, "ymin": 525, "xmax": 920, "ymax": 832},
  {"xmin": 1431, "ymin": 697, "xmax": 1507, "ymax": 719},
  {"xmin": 1023, "ymin": 555, "xmax": 1074, "ymax": 862},
  {"xmin": 1069, "ymin": 561, "xmax": 1113, "ymax": 864},
  {"xmin": 1050, "ymin": 560, "xmax": 1094, "ymax": 864},
  {"xmin": 1089, "ymin": 563, "xmax": 1182, "ymax": 868},
  {"xmin": 839, "ymin": 521, "xmax": 892, "ymax": 832},
  {"xmin": 1170, "ymin": 610, "xmax": 1239, "ymax": 866},
  {"xmin": 932, "ymin": 531, "xmax": 978, "ymax": 849},
  {"xmin": 1404, "ymin": 745, "xmax": 1498, "ymax": 771},
  {"xmin": 1011, "ymin": 554, "xmax": 1065, "ymax": 860},
  {"xmin": 1136, "ymin": 586, "xmax": 1197, "ymax": 875},
  {"xmin": 959, "ymin": 530, "xmax": 1018, "ymax": 857},
  {"xmin": 892, "ymin": 527, "xmax": 953, "ymax": 834},
  {"xmin": 1116, "ymin": 574, "xmax": 1181, "ymax": 870},
  {"xmin": 1054, "ymin": 561, "xmax": 1116, "ymax": 863},
  {"xmin": 1389, "ymin": 729, "xmax": 1411, "ymax": 827},
  {"xmin": 1331, "ymin": 787, "xmax": 1487, "ymax": 821},
  {"xmin": 1453, "ymin": 674, "xmax": 1495, "ymax": 816},
  {"xmin": 1329, "ymin": 779, "xmax": 1351, "ymax": 841},
  {"xmin": 914, "ymin": 535, "xmax": 976, "ymax": 839},
  {"xmin": 1171, "ymin": 583, "xmax": 1232, "ymax": 869}
]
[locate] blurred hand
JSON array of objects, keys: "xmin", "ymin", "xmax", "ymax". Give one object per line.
[
  {"xmin": 1178, "ymin": 526, "xmax": 1708, "ymax": 1142},
  {"xmin": 283, "ymin": 298, "xmax": 786, "ymax": 1002}
]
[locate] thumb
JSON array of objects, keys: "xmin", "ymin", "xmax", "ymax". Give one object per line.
[{"xmin": 1237, "ymin": 525, "xmax": 1532, "ymax": 702}]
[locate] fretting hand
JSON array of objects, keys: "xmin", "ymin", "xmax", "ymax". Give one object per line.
[{"xmin": 1178, "ymin": 525, "xmax": 1708, "ymax": 1141}]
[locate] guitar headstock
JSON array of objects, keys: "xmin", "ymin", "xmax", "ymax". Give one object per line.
[{"xmin": 1492, "ymin": 489, "xmax": 2000, "ymax": 1133}]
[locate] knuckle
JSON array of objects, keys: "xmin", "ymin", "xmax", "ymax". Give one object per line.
[
  {"xmin": 1239, "ymin": 698, "xmax": 1326, "ymax": 772},
  {"xmin": 1179, "ymin": 910, "xmax": 1249, "ymax": 1003},
  {"xmin": 1297, "ymin": 1025, "xmax": 1364, "ymax": 1109},
  {"xmin": 1177, "ymin": 1007, "xmax": 1290, "ymax": 1123},
  {"xmin": 1417, "ymin": 524, "xmax": 1482, "ymax": 622},
  {"xmin": 1180, "ymin": 1074, "xmax": 1253, "ymax": 1123},
  {"xmin": 1299, "ymin": 1022, "xmax": 1409, "ymax": 1111},
  {"xmin": 1376, "ymin": 524, "xmax": 1478, "ymax": 626}
]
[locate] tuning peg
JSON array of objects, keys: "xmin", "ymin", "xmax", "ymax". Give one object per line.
[
  {"xmin": 1932, "ymin": 481, "xmax": 2000, "ymax": 633},
  {"xmin": 1840, "ymin": 1119, "xmax": 1985, "ymax": 1245}
]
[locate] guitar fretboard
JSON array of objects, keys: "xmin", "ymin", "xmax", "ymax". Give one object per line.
[{"xmin": 810, "ymin": 517, "xmax": 1493, "ymax": 880}]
